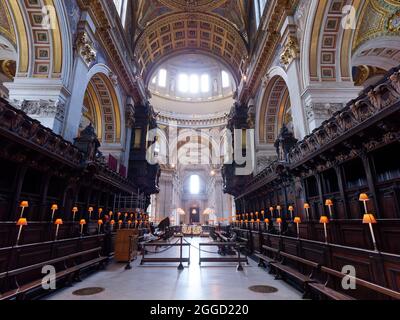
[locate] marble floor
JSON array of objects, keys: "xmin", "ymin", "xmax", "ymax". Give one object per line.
[{"xmin": 46, "ymin": 237, "xmax": 302, "ymax": 300}]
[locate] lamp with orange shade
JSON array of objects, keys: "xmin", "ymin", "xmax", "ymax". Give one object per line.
[
  {"xmin": 325, "ymin": 199, "xmax": 334, "ymax": 219},
  {"xmin": 54, "ymin": 219, "xmax": 63, "ymax": 240},
  {"xmin": 79, "ymin": 219, "xmax": 86, "ymax": 236},
  {"xmin": 72, "ymin": 207, "xmax": 78, "ymax": 222},
  {"xmin": 269, "ymin": 207, "xmax": 274, "ymax": 218},
  {"xmin": 97, "ymin": 219, "xmax": 103, "ymax": 234},
  {"xmin": 19, "ymin": 201, "xmax": 29, "ymax": 218},
  {"xmin": 363, "ymin": 213, "xmax": 378, "ymax": 251},
  {"xmin": 51, "ymin": 204, "xmax": 58, "ymax": 222},
  {"xmin": 16, "ymin": 218, "xmax": 28, "ymax": 246},
  {"xmin": 294, "ymin": 217, "xmax": 301, "ymax": 239},
  {"xmin": 276, "ymin": 217, "xmax": 282, "ymax": 234},
  {"xmin": 88, "ymin": 207, "xmax": 94, "ymax": 219},
  {"xmin": 359, "ymin": 193, "xmax": 370, "ymax": 214},
  {"xmin": 288, "ymin": 206, "xmax": 294, "ymax": 221},
  {"xmin": 319, "ymin": 216, "xmax": 329, "ymax": 244},
  {"xmin": 277, "ymin": 206, "xmax": 282, "ymax": 217},
  {"xmin": 304, "ymin": 203, "xmax": 310, "ymax": 221},
  {"xmin": 264, "ymin": 218, "xmax": 270, "ymax": 231}
]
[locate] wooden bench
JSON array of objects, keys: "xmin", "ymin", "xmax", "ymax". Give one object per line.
[
  {"xmin": 273, "ymin": 251, "xmax": 320, "ymax": 298},
  {"xmin": 0, "ymin": 247, "xmax": 107, "ymax": 300},
  {"xmin": 309, "ymin": 266, "xmax": 400, "ymax": 300},
  {"xmin": 254, "ymin": 245, "xmax": 280, "ymax": 272}
]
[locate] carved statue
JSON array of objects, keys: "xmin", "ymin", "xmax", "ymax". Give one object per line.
[
  {"xmin": 74, "ymin": 123, "xmax": 102, "ymax": 162},
  {"xmin": 274, "ymin": 124, "xmax": 298, "ymax": 162}
]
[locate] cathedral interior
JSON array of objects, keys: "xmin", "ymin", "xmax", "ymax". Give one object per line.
[{"xmin": 0, "ymin": 0, "xmax": 400, "ymax": 303}]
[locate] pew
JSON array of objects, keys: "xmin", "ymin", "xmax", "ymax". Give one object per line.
[
  {"xmin": 254, "ymin": 245, "xmax": 279, "ymax": 272},
  {"xmin": 273, "ymin": 251, "xmax": 320, "ymax": 298},
  {"xmin": 0, "ymin": 246, "xmax": 107, "ymax": 300},
  {"xmin": 309, "ymin": 266, "xmax": 400, "ymax": 300}
]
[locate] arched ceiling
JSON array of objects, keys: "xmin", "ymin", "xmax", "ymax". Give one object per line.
[
  {"xmin": 136, "ymin": 0, "xmax": 248, "ymax": 35},
  {"xmin": 135, "ymin": 11, "xmax": 248, "ymax": 84}
]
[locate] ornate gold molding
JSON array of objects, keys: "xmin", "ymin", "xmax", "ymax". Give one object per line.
[{"xmin": 280, "ymin": 36, "xmax": 300, "ymax": 68}]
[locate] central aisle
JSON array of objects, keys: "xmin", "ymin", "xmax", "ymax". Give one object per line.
[{"xmin": 46, "ymin": 237, "xmax": 302, "ymax": 300}]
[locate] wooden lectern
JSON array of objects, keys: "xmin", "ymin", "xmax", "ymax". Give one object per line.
[{"xmin": 114, "ymin": 229, "xmax": 139, "ymax": 262}]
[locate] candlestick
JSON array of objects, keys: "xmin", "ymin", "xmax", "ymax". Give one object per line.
[
  {"xmin": 128, "ymin": 220, "xmax": 132, "ymax": 229},
  {"xmin": 51, "ymin": 204, "xmax": 58, "ymax": 222},
  {"xmin": 269, "ymin": 207, "xmax": 274, "ymax": 218},
  {"xmin": 277, "ymin": 206, "xmax": 282, "ymax": 218},
  {"xmin": 55, "ymin": 219, "xmax": 63, "ymax": 240},
  {"xmin": 261, "ymin": 210, "xmax": 265, "ymax": 219},
  {"xmin": 19, "ymin": 201, "xmax": 29, "ymax": 218},
  {"xmin": 98, "ymin": 208, "xmax": 103, "ymax": 219},
  {"xmin": 320, "ymin": 216, "xmax": 329, "ymax": 244},
  {"xmin": 110, "ymin": 220, "xmax": 115, "ymax": 231},
  {"xmin": 16, "ymin": 218, "xmax": 28, "ymax": 246},
  {"xmin": 118, "ymin": 220, "xmax": 123, "ymax": 229}
]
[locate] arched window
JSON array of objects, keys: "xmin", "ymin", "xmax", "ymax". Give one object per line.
[
  {"xmin": 189, "ymin": 74, "xmax": 199, "ymax": 93},
  {"xmin": 254, "ymin": 0, "xmax": 268, "ymax": 29},
  {"xmin": 190, "ymin": 175, "xmax": 200, "ymax": 195},
  {"xmin": 221, "ymin": 70, "xmax": 230, "ymax": 88},
  {"xmin": 178, "ymin": 74, "xmax": 189, "ymax": 92},
  {"xmin": 201, "ymin": 74, "xmax": 209, "ymax": 93},
  {"xmin": 158, "ymin": 69, "xmax": 167, "ymax": 87}
]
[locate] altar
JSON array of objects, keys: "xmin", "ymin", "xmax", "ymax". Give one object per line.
[{"xmin": 181, "ymin": 225, "xmax": 209, "ymax": 237}]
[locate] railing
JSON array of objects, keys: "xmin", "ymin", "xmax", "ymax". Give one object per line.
[
  {"xmin": 140, "ymin": 236, "xmax": 191, "ymax": 270},
  {"xmin": 198, "ymin": 242, "xmax": 248, "ymax": 271}
]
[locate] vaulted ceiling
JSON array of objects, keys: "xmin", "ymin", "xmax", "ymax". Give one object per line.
[{"xmin": 134, "ymin": 0, "xmax": 249, "ymax": 84}]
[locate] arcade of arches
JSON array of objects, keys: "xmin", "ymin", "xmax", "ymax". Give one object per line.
[{"xmin": 0, "ymin": 0, "xmax": 400, "ymax": 301}]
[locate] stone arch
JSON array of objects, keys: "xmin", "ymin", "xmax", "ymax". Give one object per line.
[
  {"xmin": 258, "ymin": 75, "xmax": 292, "ymax": 145},
  {"xmin": 5, "ymin": 0, "xmax": 68, "ymax": 79},
  {"xmin": 301, "ymin": 0, "xmax": 365, "ymax": 86},
  {"xmin": 83, "ymin": 72, "xmax": 122, "ymax": 144},
  {"xmin": 352, "ymin": 37, "xmax": 400, "ymax": 71}
]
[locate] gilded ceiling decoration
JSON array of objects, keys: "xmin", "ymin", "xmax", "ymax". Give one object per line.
[
  {"xmin": 157, "ymin": 0, "xmax": 228, "ymax": 11},
  {"xmin": 135, "ymin": 12, "xmax": 248, "ymax": 84},
  {"xmin": 136, "ymin": 0, "xmax": 248, "ymax": 40},
  {"xmin": 353, "ymin": 0, "xmax": 400, "ymax": 52},
  {"xmin": 0, "ymin": 0, "xmax": 16, "ymax": 46}
]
